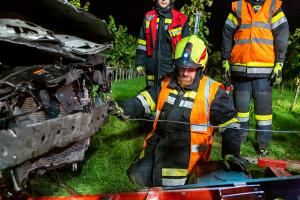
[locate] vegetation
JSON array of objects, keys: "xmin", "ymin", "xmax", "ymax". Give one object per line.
[
  {"xmin": 180, "ymin": 0, "xmax": 213, "ymax": 49},
  {"xmin": 30, "ymin": 77, "xmax": 300, "ymax": 197},
  {"xmin": 102, "ymin": 16, "xmax": 137, "ymax": 68}
]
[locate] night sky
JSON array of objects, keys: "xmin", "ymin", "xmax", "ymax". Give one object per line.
[{"xmin": 88, "ymin": 0, "xmax": 299, "ymax": 50}]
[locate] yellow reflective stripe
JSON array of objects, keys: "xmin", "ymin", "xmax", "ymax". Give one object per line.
[
  {"xmin": 184, "ymin": 91, "xmax": 197, "ymax": 99},
  {"xmin": 137, "ymin": 39, "xmax": 146, "ymax": 45},
  {"xmin": 238, "ymin": 112, "xmax": 250, "ymax": 118},
  {"xmin": 228, "ymin": 13, "xmax": 238, "ymax": 25},
  {"xmin": 162, "ymin": 168, "xmax": 188, "ymax": 177},
  {"xmin": 219, "ymin": 118, "xmax": 239, "ymax": 128},
  {"xmin": 145, "ymin": 20, "xmax": 150, "ymax": 28},
  {"xmin": 156, "ymin": 18, "xmax": 160, "ymax": 23},
  {"xmin": 139, "ymin": 149, "xmax": 145, "ymax": 159},
  {"xmin": 170, "ymin": 89, "xmax": 179, "ymax": 95},
  {"xmin": 255, "ymin": 114, "xmax": 272, "ymax": 120},
  {"xmin": 169, "ymin": 27, "xmax": 182, "ymax": 36},
  {"xmin": 165, "ymin": 18, "xmax": 172, "ymax": 24},
  {"xmin": 272, "ymin": 11, "xmax": 285, "ymax": 24},
  {"xmin": 146, "ymin": 75, "xmax": 154, "ymax": 80},
  {"xmin": 140, "ymin": 91, "xmax": 156, "ymax": 112},
  {"xmin": 233, "ymin": 62, "xmax": 274, "ymax": 67}
]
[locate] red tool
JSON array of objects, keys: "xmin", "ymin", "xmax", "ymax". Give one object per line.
[{"xmin": 243, "ymin": 157, "xmax": 300, "ymax": 176}]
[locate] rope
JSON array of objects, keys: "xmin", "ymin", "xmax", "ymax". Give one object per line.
[{"xmin": 125, "ymin": 118, "xmax": 300, "ymax": 134}]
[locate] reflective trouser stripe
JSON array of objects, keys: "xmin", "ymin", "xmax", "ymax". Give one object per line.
[
  {"xmin": 220, "ymin": 122, "xmax": 241, "ymax": 133},
  {"xmin": 237, "ymin": 112, "xmax": 250, "ymax": 122},
  {"xmin": 257, "ymin": 120, "xmax": 272, "ymax": 126},
  {"xmin": 162, "ymin": 177, "xmax": 187, "ymax": 186},
  {"xmin": 256, "ymin": 114, "xmax": 272, "ymax": 126}
]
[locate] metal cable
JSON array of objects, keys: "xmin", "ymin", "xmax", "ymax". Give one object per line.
[{"xmin": 126, "ymin": 118, "xmax": 300, "ymax": 134}]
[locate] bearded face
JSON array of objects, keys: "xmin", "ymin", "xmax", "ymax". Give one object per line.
[{"xmin": 177, "ymin": 67, "xmax": 198, "ymax": 88}]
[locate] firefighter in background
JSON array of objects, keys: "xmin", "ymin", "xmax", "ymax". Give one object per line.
[
  {"xmin": 109, "ymin": 35, "xmax": 244, "ymax": 187},
  {"xmin": 135, "ymin": 0, "xmax": 190, "ymax": 87},
  {"xmin": 221, "ymin": 0, "xmax": 289, "ymax": 156}
]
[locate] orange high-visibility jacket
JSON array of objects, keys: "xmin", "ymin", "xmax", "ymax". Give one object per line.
[
  {"xmin": 230, "ymin": 0, "xmax": 282, "ymax": 76},
  {"xmin": 143, "ymin": 75, "xmax": 221, "ymax": 172}
]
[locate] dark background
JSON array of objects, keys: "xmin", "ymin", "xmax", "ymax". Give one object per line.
[{"xmin": 88, "ymin": 0, "xmax": 299, "ymax": 51}]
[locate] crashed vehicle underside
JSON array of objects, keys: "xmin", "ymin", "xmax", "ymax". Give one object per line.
[{"xmin": 0, "ymin": 0, "xmax": 114, "ymax": 194}]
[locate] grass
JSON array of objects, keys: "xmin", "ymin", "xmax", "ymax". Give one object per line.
[{"xmin": 30, "ymin": 78, "xmax": 300, "ymax": 197}]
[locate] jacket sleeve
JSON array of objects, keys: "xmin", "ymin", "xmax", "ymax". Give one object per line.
[
  {"xmin": 209, "ymin": 87, "xmax": 241, "ymax": 157},
  {"xmin": 221, "ymin": 11, "xmax": 239, "ymax": 61},
  {"xmin": 122, "ymin": 85, "xmax": 160, "ymax": 118},
  {"xmin": 181, "ymin": 21, "xmax": 190, "ymax": 37},
  {"xmin": 271, "ymin": 8, "xmax": 289, "ymax": 63},
  {"xmin": 135, "ymin": 16, "xmax": 147, "ymax": 68}
]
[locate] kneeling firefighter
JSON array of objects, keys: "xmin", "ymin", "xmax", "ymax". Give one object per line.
[{"xmin": 109, "ymin": 35, "xmax": 245, "ymax": 187}]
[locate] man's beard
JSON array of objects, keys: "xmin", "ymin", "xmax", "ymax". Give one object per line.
[{"xmin": 178, "ymin": 75, "xmax": 195, "ymax": 88}]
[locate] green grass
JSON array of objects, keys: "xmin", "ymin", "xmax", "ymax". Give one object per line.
[{"xmin": 30, "ymin": 78, "xmax": 300, "ymax": 197}]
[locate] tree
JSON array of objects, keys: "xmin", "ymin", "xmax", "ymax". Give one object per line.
[
  {"xmin": 180, "ymin": 0, "xmax": 213, "ymax": 48},
  {"xmin": 283, "ymin": 28, "xmax": 300, "ymax": 111},
  {"xmin": 102, "ymin": 16, "xmax": 136, "ymax": 68}
]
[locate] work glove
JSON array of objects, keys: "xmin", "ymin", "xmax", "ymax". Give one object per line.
[
  {"xmin": 136, "ymin": 66, "xmax": 145, "ymax": 76},
  {"xmin": 223, "ymin": 154, "xmax": 248, "ymax": 173},
  {"xmin": 222, "ymin": 60, "xmax": 231, "ymax": 83},
  {"xmin": 104, "ymin": 96, "xmax": 129, "ymax": 120},
  {"xmin": 270, "ymin": 62, "xmax": 283, "ymax": 86}
]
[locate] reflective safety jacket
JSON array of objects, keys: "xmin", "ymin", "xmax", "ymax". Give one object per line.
[
  {"xmin": 221, "ymin": 0, "xmax": 289, "ymax": 78},
  {"xmin": 123, "ymin": 72, "xmax": 241, "ymax": 186},
  {"xmin": 136, "ymin": 9, "xmax": 190, "ymax": 85}
]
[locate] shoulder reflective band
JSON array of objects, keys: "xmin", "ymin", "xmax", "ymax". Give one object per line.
[
  {"xmin": 226, "ymin": 13, "xmax": 238, "ymax": 29},
  {"xmin": 272, "ymin": 12, "xmax": 287, "ymax": 30}
]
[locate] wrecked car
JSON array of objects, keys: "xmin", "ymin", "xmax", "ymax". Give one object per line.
[{"xmin": 0, "ymin": 0, "xmax": 114, "ymax": 194}]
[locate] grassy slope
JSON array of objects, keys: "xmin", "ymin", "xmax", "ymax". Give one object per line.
[{"xmin": 31, "ymin": 78, "xmax": 300, "ymax": 196}]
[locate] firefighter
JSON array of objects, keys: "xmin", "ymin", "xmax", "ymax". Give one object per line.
[
  {"xmin": 135, "ymin": 0, "xmax": 190, "ymax": 87},
  {"xmin": 109, "ymin": 35, "xmax": 244, "ymax": 187},
  {"xmin": 221, "ymin": 0, "xmax": 289, "ymax": 156}
]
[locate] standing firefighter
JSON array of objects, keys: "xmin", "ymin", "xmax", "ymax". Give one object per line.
[
  {"xmin": 109, "ymin": 35, "xmax": 244, "ymax": 187},
  {"xmin": 221, "ymin": 0, "xmax": 289, "ymax": 156},
  {"xmin": 135, "ymin": 0, "xmax": 190, "ymax": 87}
]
